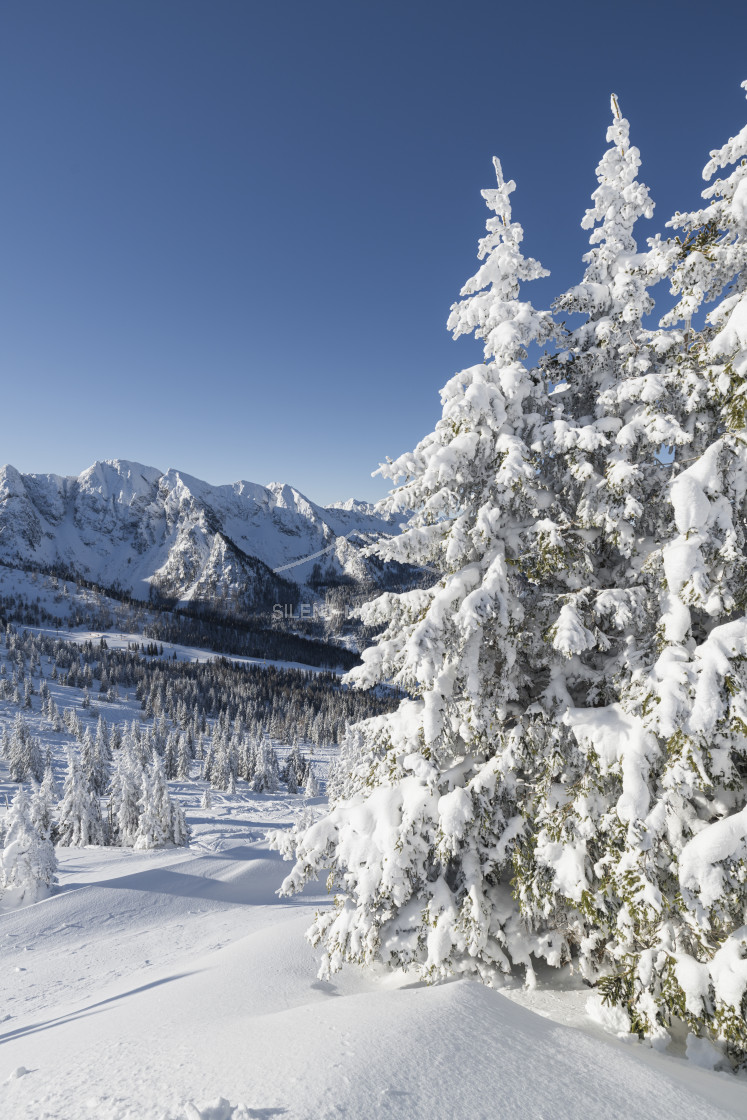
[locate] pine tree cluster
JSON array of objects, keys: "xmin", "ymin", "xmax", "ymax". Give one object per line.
[
  {"xmin": 277, "ymin": 84, "xmax": 747, "ymax": 1062},
  {"xmin": 0, "ymin": 577, "xmax": 363, "ymax": 671},
  {"xmin": 1, "ymin": 621, "xmax": 337, "ymax": 865},
  {"xmin": 0, "ymin": 625, "xmax": 397, "ymax": 750}
]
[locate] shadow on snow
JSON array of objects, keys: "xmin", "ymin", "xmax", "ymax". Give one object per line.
[{"xmin": 0, "ymin": 972, "xmax": 201, "ymax": 1044}]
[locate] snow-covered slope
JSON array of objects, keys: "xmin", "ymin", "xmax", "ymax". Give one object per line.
[
  {"xmin": 1, "ymin": 629, "xmax": 745, "ymax": 1118},
  {"xmin": 0, "ymin": 460, "xmax": 406, "ymax": 607},
  {"xmin": 2, "ymin": 814, "xmax": 746, "ymax": 1119}
]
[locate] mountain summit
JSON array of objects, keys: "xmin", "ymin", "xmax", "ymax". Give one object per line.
[{"xmin": 0, "ymin": 459, "xmax": 407, "ymax": 610}]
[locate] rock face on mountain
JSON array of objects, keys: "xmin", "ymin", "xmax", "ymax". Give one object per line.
[{"xmin": 0, "ymin": 460, "xmax": 407, "ymax": 613}]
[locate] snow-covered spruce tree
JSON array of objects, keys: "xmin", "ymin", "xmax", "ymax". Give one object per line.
[
  {"xmin": 95, "ymin": 715, "xmax": 111, "ymax": 788},
  {"xmin": 209, "ymin": 729, "xmax": 235, "ymax": 791},
  {"xmin": 170, "ymin": 790, "xmax": 190, "ymax": 847},
  {"xmin": 237, "ymin": 734, "xmax": 254, "ymax": 782},
  {"xmin": 514, "ymin": 89, "xmax": 747, "ymax": 1056},
  {"xmin": 164, "ymin": 729, "xmax": 178, "ymax": 778},
  {"xmin": 326, "ymin": 724, "xmax": 366, "ymax": 802},
  {"xmin": 0, "ymin": 786, "xmax": 57, "ymax": 907},
  {"xmin": 252, "ymin": 739, "xmax": 280, "ymax": 793},
  {"xmin": 8, "ymin": 713, "xmax": 44, "ymax": 784},
  {"xmin": 510, "ymin": 99, "xmax": 678, "ymax": 989},
  {"xmin": 108, "ymin": 741, "xmax": 143, "ymax": 846},
  {"xmin": 80, "ymin": 726, "xmax": 108, "ymax": 797},
  {"xmin": 134, "ymin": 756, "xmax": 171, "ymax": 849},
  {"xmin": 276, "ymin": 157, "xmax": 559, "ymax": 983},
  {"xmin": 283, "ymin": 741, "xmax": 309, "ymax": 793},
  {"xmin": 31, "ymin": 764, "xmax": 59, "ymax": 843},
  {"xmin": 134, "ymin": 754, "xmax": 189, "ymax": 849},
  {"xmin": 285, "ymin": 764, "xmax": 299, "ymax": 795},
  {"xmin": 176, "ymin": 732, "xmax": 192, "ymax": 780},
  {"xmin": 586, "ymin": 81, "xmax": 747, "ymax": 1054},
  {"xmin": 57, "ymin": 746, "xmax": 106, "ymax": 847},
  {"xmin": 303, "ymin": 763, "xmax": 320, "ymax": 799}
]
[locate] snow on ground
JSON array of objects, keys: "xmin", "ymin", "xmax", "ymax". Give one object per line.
[
  {"xmin": 1, "ymin": 628, "xmax": 746, "ymax": 1118},
  {"xmin": 2, "ymin": 792, "xmax": 747, "ymax": 1120},
  {"xmin": 0, "ymin": 568, "xmax": 133, "ymax": 626}
]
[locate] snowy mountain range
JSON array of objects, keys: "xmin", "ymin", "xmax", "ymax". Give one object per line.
[{"xmin": 0, "ymin": 459, "xmax": 409, "ymax": 612}]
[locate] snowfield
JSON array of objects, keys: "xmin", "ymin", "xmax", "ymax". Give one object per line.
[
  {"xmin": 1, "ymin": 790, "xmax": 746, "ymax": 1119},
  {"xmin": 0, "ymin": 623, "xmax": 746, "ymax": 1118}
]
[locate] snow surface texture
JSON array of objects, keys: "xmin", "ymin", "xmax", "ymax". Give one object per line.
[
  {"xmin": 2, "ymin": 798, "xmax": 746, "ymax": 1120},
  {"xmin": 0, "ymin": 628, "xmax": 745, "ymax": 1117},
  {"xmin": 0, "ymin": 459, "xmax": 406, "ymax": 601}
]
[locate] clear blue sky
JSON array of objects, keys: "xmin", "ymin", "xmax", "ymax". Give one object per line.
[{"xmin": 2, "ymin": 1, "xmax": 745, "ymax": 503}]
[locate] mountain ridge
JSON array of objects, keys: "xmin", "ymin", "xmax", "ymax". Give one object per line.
[{"xmin": 0, "ymin": 458, "xmax": 408, "ymax": 615}]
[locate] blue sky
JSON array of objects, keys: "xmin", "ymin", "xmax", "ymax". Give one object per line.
[{"xmin": 2, "ymin": 1, "xmax": 746, "ymax": 504}]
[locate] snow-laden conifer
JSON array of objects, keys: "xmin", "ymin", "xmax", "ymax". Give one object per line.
[
  {"xmin": 8, "ymin": 713, "xmax": 44, "ymax": 784},
  {"xmin": 108, "ymin": 741, "xmax": 143, "ymax": 846},
  {"xmin": 511, "ymin": 96, "xmax": 678, "ymax": 985},
  {"xmin": 275, "ymin": 90, "xmax": 747, "ymax": 1060},
  {"xmin": 276, "ymin": 156, "xmax": 557, "ymax": 983},
  {"xmin": 164, "ymin": 728, "xmax": 178, "ymax": 778},
  {"xmin": 209, "ymin": 728, "xmax": 236, "ymax": 791},
  {"xmin": 251, "ymin": 739, "xmax": 280, "ymax": 793},
  {"xmin": 285, "ymin": 767, "xmax": 299, "ymax": 795},
  {"xmin": 283, "ymin": 741, "xmax": 309, "ymax": 793},
  {"xmin": 80, "ymin": 726, "xmax": 108, "ymax": 796},
  {"xmin": 95, "ymin": 716, "xmax": 111, "ymax": 786},
  {"xmin": 176, "ymin": 732, "xmax": 192, "ymax": 780},
  {"xmin": 238, "ymin": 736, "xmax": 256, "ymax": 782},
  {"xmin": 546, "ymin": 94, "xmax": 669, "ymax": 555},
  {"xmin": 134, "ymin": 753, "xmax": 189, "ymax": 849},
  {"xmin": 302, "ymin": 763, "xmax": 320, "ymax": 799},
  {"xmin": 134, "ymin": 755, "xmax": 170, "ymax": 849},
  {"xmin": 31, "ymin": 765, "xmax": 58, "ymax": 842},
  {"xmin": 0, "ymin": 786, "xmax": 57, "ymax": 907},
  {"xmin": 57, "ymin": 747, "xmax": 105, "ymax": 847},
  {"xmin": 586, "ymin": 80, "xmax": 747, "ymax": 1052},
  {"xmin": 170, "ymin": 792, "xmax": 190, "ymax": 847}
]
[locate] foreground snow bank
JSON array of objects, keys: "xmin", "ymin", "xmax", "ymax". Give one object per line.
[{"xmin": 0, "ymin": 829, "xmax": 745, "ymax": 1120}]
